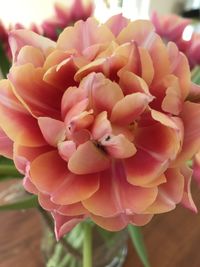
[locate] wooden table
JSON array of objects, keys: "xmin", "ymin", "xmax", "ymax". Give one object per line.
[{"xmin": 0, "ymin": 182, "xmax": 200, "ymax": 267}]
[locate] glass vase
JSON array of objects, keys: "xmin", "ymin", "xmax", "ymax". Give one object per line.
[{"xmin": 41, "ymin": 215, "xmax": 128, "ymax": 267}]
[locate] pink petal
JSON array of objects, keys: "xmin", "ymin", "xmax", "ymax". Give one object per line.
[
  {"xmin": 52, "ymin": 212, "xmax": 85, "ymax": 240},
  {"xmin": 58, "ymin": 140, "xmax": 76, "ymax": 161},
  {"xmin": 91, "ymin": 111, "xmax": 112, "ymax": 140},
  {"xmin": 57, "ymin": 18, "xmax": 114, "ymax": 54},
  {"xmin": 80, "ymin": 72, "xmax": 124, "ymax": 116},
  {"xmin": 38, "ymin": 117, "xmax": 66, "ymax": 147},
  {"xmin": 9, "ymin": 29, "xmax": 55, "ymax": 62},
  {"xmin": 58, "ymin": 202, "xmax": 88, "ymax": 216},
  {"xmin": 105, "ymin": 14, "xmax": 129, "ymax": 37},
  {"xmin": 68, "ymin": 141, "xmax": 110, "ymax": 175},
  {"xmin": 0, "ymin": 127, "xmax": 13, "ymax": 158},
  {"xmin": 38, "ymin": 193, "xmax": 59, "ymax": 211},
  {"xmin": 16, "ymin": 45, "xmax": 45, "ymax": 67},
  {"xmin": 61, "ymin": 86, "xmax": 88, "ymax": 120}
]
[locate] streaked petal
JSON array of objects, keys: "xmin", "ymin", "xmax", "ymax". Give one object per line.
[
  {"xmin": 83, "ymin": 163, "xmax": 157, "ymax": 217},
  {"xmin": 9, "ymin": 64, "xmax": 61, "ymax": 118},
  {"xmin": 125, "ymin": 149, "xmax": 168, "ymax": 187},
  {"xmin": 51, "ymin": 172, "xmax": 99, "ymax": 205},
  {"xmin": 0, "ymin": 80, "xmax": 45, "ymax": 146}
]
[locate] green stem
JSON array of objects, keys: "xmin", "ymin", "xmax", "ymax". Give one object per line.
[{"xmin": 83, "ymin": 222, "xmax": 92, "ymax": 267}]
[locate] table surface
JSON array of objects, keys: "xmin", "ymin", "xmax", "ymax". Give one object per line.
[{"xmin": 0, "ymin": 182, "xmax": 200, "ymax": 267}]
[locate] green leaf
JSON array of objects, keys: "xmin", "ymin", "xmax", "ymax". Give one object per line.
[
  {"xmin": 128, "ymin": 225, "xmax": 151, "ymax": 267},
  {"xmin": 0, "ymin": 42, "xmax": 11, "ymax": 78},
  {"xmin": 0, "ymin": 181, "xmax": 38, "ymax": 210},
  {"xmin": 191, "ymin": 66, "xmax": 200, "ymax": 84}
]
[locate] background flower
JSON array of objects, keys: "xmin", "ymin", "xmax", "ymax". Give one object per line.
[{"xmin": 0, "ymin": 14, "xmax": 199, "ymax": 239}]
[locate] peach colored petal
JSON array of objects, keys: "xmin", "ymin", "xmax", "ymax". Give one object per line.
[
  {"xmin": 38, "ymin": 193, "xmax": 59, "ymax": 211},
  {"xmin": 9, "ymin": 29, "xmax": 55, "ymax": 62},
  {"xmin": 173, "ymin": 102, "xmax": 200, "ymax": 166},
  {"xmin": 83, "ymin": 164, "xmax": 157, "ymax": 217},
  {"xmin": 134, "ymin": 122, "xmax": 181, "ymax": 161},
  {"xmin": 0, "ymin": 128, "xmax": 13, "ymax": 158},
  {"xmin": 193, "ymin": 151, "xmax": 200, "ymax": 186},
  {"xmin": 16, "ymin": 45, "xmax": 45, "ymax": 67},
  {"xmin": 74, "ymin": 55, "xmax": 126, "ymax": 82},
  {"xmin": 68, "ymin": 141, "xmax": 110, "ymax": 175},
  {"xmin": 114, "ymin": 41, "xmax": 141, "ymax": 76},
  {"xmin": 91, "ymin": 213, "xmax": 153, "ymax": 231},
  {"xmin": 58, "ymin": 141, "xmax": 76, "ymax": 162},
  {"xmin": 23, "ymin": 175, "xmax": 38, "ymax": 194},
  {"xmin": 91, "ymin": 111, "xmax": 112, "ymax": 140},
  {"xmin": 111, "ymin": 92, "xmax": 152, "ymax": 125},
  {"xmin": 161, "ymin": 75, "xmax": 182, "ymax": 115},
  {"xmin": 100, "ymin": 134, "xmax": 136, "ymax": 159},
  {"xmin": 118, "ymin": 70, "xmax": 150, "ymax": 96},
  {"xmin": 51, "ymin": 172, "xmax": 99, "ymax": 205},
  {"xmin": 144, "ymin": 168, "xmax": 184, "ymax": 214},
  {"xmin": 125, "ymin": 149, "xmax": 168, "ymax": 187},
  {"xmin": 80, "ymin": 72, "xmax": 124, "ymax": 116},
  {"xmin": 64, "ymin": 98, "xmax": 89, "ymax": 125},
  {"xmin": 9, "ymin": 64, "xmax": 61, "ymax": 119},
  {"xmin": 61, "ymin": 86, "xmax": 88, "ymax": 120},
  {"xmin": 105, "ymin": 14, "xmax": 129, "ymax": 37},
  {"xmin": 167, "ymin": 42, "xmax": 190, "ymax": 100},
  {"xmin": 138, "ymin": 47, "xmax": 154, "ymax": 86},
  {"xmin": 38, "ymin": 117, "xmax": 66, "ymax": 147},
  {"xmin": 117, "ymin": 20, "xmax": 155, "ymax": 46},
  {"xmin": 52, "ymin": 212, "xmax": 85, "ymax": 240},
  {"xmin": 0, "ymin": 80, "xmax": 45, "ymax": 147},
  {"xmin": 43, "ymin": 56, "xmax": 78, "ymax": 91},
  {"xmin": 57, "ymin": 17, "xmax": 114, "ymax": 54},
  {"xmin": 30, "ymin": 150, "xmax": 68, "ymax": 193},
  {"xmin": 91, "ymin": 214, "xmax": 127, "ymax": 231},
  {"xmin": 180, "ymin": 165, "xmax": 197, "ymax": 213},
  {"xmin": 58, "ymin": 202, "xmax": 88, "ymax": 216}
]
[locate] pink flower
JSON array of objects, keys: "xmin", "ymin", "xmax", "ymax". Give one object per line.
[
  {"xmin": 0, "ymin": 14, "xmax": 199, "ymax": 239},
  {"xmin": 151, "ymin": 11, "xmax": 200, "ymax": 68},
  {"xmin": 42, "ymin": 0, "xmax": 94, "ymax": 41}
]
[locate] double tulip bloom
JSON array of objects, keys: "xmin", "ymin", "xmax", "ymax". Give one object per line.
[{"xmin": 0, "ymin": 14, "xmax": 199, "ymax": 239}]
